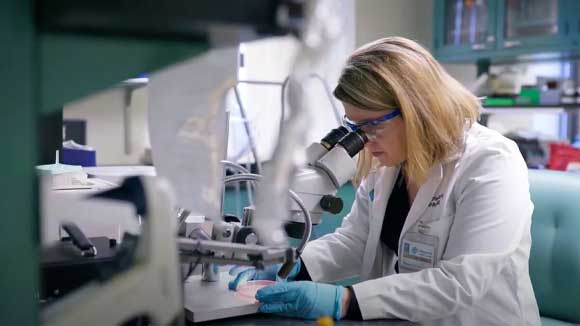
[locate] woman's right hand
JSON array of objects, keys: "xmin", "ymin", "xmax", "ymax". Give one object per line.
[{"xmin": 228, "ymin": 260, "xmax": 301, "ymax": 290}]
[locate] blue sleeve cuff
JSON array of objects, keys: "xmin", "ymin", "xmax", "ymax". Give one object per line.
[{"xmin": 334, "ymin": 285, "xmax": 345, "ymax": 320}]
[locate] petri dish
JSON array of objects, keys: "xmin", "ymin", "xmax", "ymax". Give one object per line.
[{"xmin": 235, "ymin": 280, "xmax": 276, "ymax": 303}]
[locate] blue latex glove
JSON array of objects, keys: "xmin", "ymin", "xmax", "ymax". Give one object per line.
[
  {"xmin": 256, "ymin": 281, "xmax": 345, "ymax": 320},
  {"xmin": 228, "ymin": 259, "xmax": 301, "ymax": 290}
]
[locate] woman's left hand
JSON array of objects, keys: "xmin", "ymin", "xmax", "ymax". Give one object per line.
[{"xmin": 256, "ymin": 281, "xmax": 348, "ymax": 320}]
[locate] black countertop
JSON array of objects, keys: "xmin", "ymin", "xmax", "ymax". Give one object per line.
[{"xmin": 191, "ymin": 314, "xmax": 418, "ymax": 325}]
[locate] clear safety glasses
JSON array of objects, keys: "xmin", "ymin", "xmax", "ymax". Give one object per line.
[{"xmin": 342, "ymin": 109, "xmax": 401, "ymax": 140}]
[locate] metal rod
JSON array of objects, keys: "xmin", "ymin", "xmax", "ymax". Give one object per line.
[
  {"xmin": 232, "ymin": 85, "xmax": 262, "ymax": 174},
  {"xmin": 221, "ymin": 160, "xmax": 254, "ymax": 206},
  {"xmin": 223, "ymin": 173, "xmax": 312, "ymax": 256},
  {"xmin": 123, "ymin": 88, "xmax": 132, "ymax": 154},
  {"xmin": 279, "ymin": 73, "xmax": 341, "ymax": 136},
  {"xmin": 237, "ymin": 80, "xmax": 285, "ymax": 86},
  {"xmin": 308, "ymin": 73, "xmax": 342, "ymax": 125},
  {"xmin": 279, "ymin": 76, "xmax": 291, "ymax": 135}
]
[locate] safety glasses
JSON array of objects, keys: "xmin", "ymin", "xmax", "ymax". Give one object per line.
[{"xmin": 342, "ymin": 108, "xmax": 401, "ymax": 140}]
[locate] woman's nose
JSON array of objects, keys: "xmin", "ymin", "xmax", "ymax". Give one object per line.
[{"xmin": 364, "ymin": 140, "xmax": 377, "ymax": 150}]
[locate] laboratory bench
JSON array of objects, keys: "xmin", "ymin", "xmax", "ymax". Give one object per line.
[{"xmin": 192, "ymin": 314, "xmax": 417, "ymax": 326}]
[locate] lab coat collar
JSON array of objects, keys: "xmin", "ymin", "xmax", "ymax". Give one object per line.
[
  {"xmin": 399, "ymin": 163, "xmax": 444, "ymax": 247},
  {"xmin": 397, "ymin": 131, "xmax": 466, "ymax": 237},
  {"xmin": 361, "ymin": 160, "xmax": 448, "ymax": 279},
  {"xmin": 361, "ymin": 165, "xmax": 399, "ymax": 279}
]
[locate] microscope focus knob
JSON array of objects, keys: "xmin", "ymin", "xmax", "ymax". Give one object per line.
[
  {"xmin": 319, "ymin": 195, "xmax": 343, "ymax": 214},
  {"xmin": 234, "ymin": 227, "xmax": 259, "ymax": 245}
]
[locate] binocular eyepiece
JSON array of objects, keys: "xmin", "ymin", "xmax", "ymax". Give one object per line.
[{"xmin": 320, "ymin": 126, "xmax": 368, "ymax": 157}]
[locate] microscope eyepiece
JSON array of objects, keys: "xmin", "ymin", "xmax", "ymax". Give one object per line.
[
  {"xmin": 338, "ymin": 129, "xmax": 368, "ymax": 157},
  {"xmin": 320, "ymin": 126, "xmax": 349, "ymax": 151}
]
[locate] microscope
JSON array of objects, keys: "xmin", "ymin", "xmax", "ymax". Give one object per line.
[
  {"xmin": 285, "ymin": 126, "xmax": 367, "ymax": 237},
  {"xmin": 181, "ymin": 125, "xmax": 368, "ymax": 258},
  {"xmin": 210, "ymin": 125, "xmax": 368, "ymax": 251}
]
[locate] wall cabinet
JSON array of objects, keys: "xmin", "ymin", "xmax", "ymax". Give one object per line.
[
  {"xmin": 434, "ymin": 0, "xmax": 580, "ymax": 62},
  {"xmin": 435, "ymin": 0, "xmax": 497, "ymax": 57},
  {"xmin": 570, "ymin": 0, "xmax": 580, "ymax": 43},
  {"xmin": 498, "ymin": 0, "xmax": 566, "ymax": 49}
]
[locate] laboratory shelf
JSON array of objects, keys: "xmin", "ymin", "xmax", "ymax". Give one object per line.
[
  {"xmin": 483, "ymin": 107, "xmax": 567, "ymax": 114},
  {"xmin": 482, "ymin": 105, "xmax": 580, "ymax": 109},
  {"xmin": 480, "ymin": 105, "xmax": 580, "ymax": 142}
]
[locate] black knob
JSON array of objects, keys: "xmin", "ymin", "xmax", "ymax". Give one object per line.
[
  {"xmin": 319, "ymin": 195, "xmax": 344, "ymax": 214},
  {"xmin": 223, "ymin": 214, "xmax": 241, "ymax": 223},
  {"xmin": 234, "ymin": 227, "xmax": 259, "ymax": 245}
]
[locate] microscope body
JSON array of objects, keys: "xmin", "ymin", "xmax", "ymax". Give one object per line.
[
  {"xmin": 289, "ymin": 141, "xmax": 357, "ymax": 224},
  {"xmin": 191, "ymin": 127, "xmax": 367, "ymax": 281},
  {"xmin": 289, "ymin": 127, "xmax": 367, "ymax": 228}
]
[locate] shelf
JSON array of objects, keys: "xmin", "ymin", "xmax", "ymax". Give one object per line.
[
  {"xmin": 482, "ymin": 105, "xmax": 580, "ymax": 114},
  {"xmin": 481, "ymin": 104, "xmax": 580, "ymax": 142},
  {"xmin": 483, "ymin": 107, "xmax": 567, "ymax": 114},
  {"xmin": 483, "ymin": 105, "xmax": 580, "ymax": 108}
]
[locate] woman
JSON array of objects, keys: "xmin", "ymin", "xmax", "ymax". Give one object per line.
[{"xmin": 229, "ymin": 37, "xmax": 540, "ymax": 325}]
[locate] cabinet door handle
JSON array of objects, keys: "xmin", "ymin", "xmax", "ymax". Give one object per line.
[
  {"xmin": 472, "ymin": 43, "xmax": 487, "ymax": 50},
  {"xmin": 504, "ymin": 40, "xmax": 521, "ymax": 48}
]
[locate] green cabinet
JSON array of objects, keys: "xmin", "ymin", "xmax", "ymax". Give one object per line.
[
  {"xmin": 570, "ymin": 0, "xmax": 580, "ymax": 43},
  {"xmin": 434, "ymin": 0, "xmax": 580, "ymax": 62},
  {"xmin": 435, "ymin": 0, "xmax": 497, "ymax": 56},
  {"xmin": 497, "ymin": 0, "xmax": 567, "ymax": 50}
]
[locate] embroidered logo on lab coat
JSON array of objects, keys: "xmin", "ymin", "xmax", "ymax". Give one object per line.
[
  {"xmin": 428, "ymin": 194, "xmax": 443, "ymax": 207},
  {"xmin": 369, "ymin": 189, "xmax": 375, "ymax": 202}
]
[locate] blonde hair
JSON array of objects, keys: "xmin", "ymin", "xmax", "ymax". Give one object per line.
[{"xmin": 334, "ymin": 37, "xmax": 480, "ymax": 185}]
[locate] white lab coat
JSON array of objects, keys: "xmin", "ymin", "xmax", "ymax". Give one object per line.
[{"xmin": 300, "ymin": 123, "xmax": 541, "ymax": 325}]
